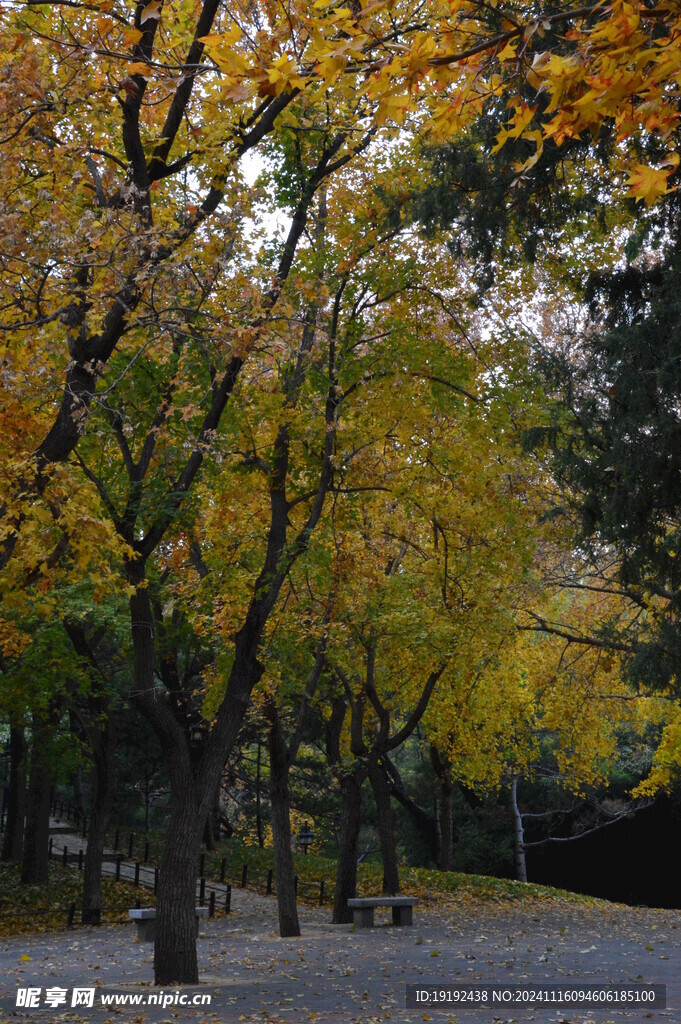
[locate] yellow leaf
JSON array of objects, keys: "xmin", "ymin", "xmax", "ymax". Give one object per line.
[
  {"xmin": 497, "ymin": 40, "xmax": 517, "ymax": 61},
  {"xmin": 625, "ymin": 162, "xmax": 676, "ymax": 205},
  {"xmin": 126, "ymin": 62, "xmax": 152, "ymax": 76},
  {"xmin": 122, "ymin": 27, "xmax": 143, "ymax": 46},
  {"xmin": 490, "ymin": 127, "xmax": 509, "ymax": 154}
]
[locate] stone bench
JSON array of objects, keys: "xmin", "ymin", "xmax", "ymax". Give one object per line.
[
  {"xmin": 347, "ymin": 896, "xmax": 418, "ymax": 927},
  {"xmin": 128, "ymin": 907, "xmax": 209, "ymax": 942}
]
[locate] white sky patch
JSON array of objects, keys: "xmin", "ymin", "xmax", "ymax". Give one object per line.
[{"xmin": 241, "ymin": 149, "xmax": 292, "ymax": 246}]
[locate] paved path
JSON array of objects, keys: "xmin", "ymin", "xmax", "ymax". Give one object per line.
[{"xmin": 1, "ymin": 822, "xmax": 679, "ymax": 1024}]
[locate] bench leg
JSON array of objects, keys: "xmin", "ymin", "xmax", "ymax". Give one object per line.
[
  {"xmin": 392, "ymin": 905, "xmax": 413, "ymax": 926},
  {"xmin": 353, "ymin": 907, "xmax": 375, "ymax": 927},
  {"xmin": 137, "ymin": 919, "xmax": 155, "ymax": 942}
]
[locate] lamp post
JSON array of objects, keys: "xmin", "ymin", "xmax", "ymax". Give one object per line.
[{"xmin": 298, "ymin": 822, "xmax": 314, "ymax": 856}]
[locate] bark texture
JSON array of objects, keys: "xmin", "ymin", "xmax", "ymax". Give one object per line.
[
  {"xmin": 332, "ymin": 771, "xmax": 364, "ymax": 923},
  {"xmin": 368, "ymin": 754, "xmax": 400, "ymax": 894},
  {"xmin": 509, "ymin": 775, "xmax": 528, "ymax": 883},
  {"xmin": 1, "ymin": 723, "xmax": 27, "ymax": 863},
  {"xmin": 268, "ymin": 712, "xmax": 300, "ymax": 937},
  {"xmin": 21, "ymin": 718, "xmax": 54, "ymax": 885},
  {"xmin": 155, "ymin": 797, "xmax": 203, "ymax": 984},
  {"xmin": 437, "ymin": 778, "xmax": 455, "ymax": 872},
  {"xmin": 82, "ymin": 721, "xmax": 116, "ymax": 924}
]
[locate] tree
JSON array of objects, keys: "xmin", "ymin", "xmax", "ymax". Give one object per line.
[
  {"xmin": 528, "ymin": 204, "xmax": 681, "ymax": 690},
  {"xmin": 1, "ymin": 721, "xmax": 27, "ymax": 863},
  {"xmin": 4, "ymin": 0, "xmax": 679, "ymax": 985},
  {"xmin": 0, "ymin": 10, "xmax": 419, "ymax": 977},
  {"xmin": 62, "ymin": 613, "xmax": 126, "ymax": 924}
]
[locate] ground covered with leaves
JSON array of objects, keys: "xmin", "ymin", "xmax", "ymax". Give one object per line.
[{"xmin": 1, "ymin": 880, "xmax": 679, "ymax": 1024}]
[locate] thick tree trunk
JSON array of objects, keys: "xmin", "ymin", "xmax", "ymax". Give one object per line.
[
  {"xmin": 129, "ymin": 574, "xmax": 205, "ymax": 986},
  {"xmin": 368, "ymin": 755, "xmax": 399, "ymax": 895},
  {"xmin": 268, "ymin": 712, "xmax": 300, "ymax": 937},
  {"xmin": 332, "ymin": 771, "xmax": 364, "ymax": 923},
  {"xmin": 155, "ymin": 796, "xmax": 203, "ymax": 985},
  {"xmin": 202, "ymin": 776, "xmax": 221, "ymax": 851},
  {"xmin": 1, "ymin": 724, "xmax": 27, "ymax": 863},
  {"xmin": 129, "ymin": 473, "xmax": 305, "ymax": 983},
  {"xmin": 438, "ymin": 779, "xmax": 455, "ymax": 872},
  {"xmin": 509, "ymin": 775, "xmax": 527, "ymax": 883},
  {"xmin": 82, "ymin": 723, "xmax": 116, "ymax": 924},
  {"xmin": 21, "ymin": 722, "xmax": 53, "ymax": 884}
]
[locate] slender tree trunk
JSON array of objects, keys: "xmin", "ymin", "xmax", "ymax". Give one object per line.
[
  {"xmin": 256, "ymin": 740, "xmax": 264, "ymax": 849},
  {"xmin": 332, "ymin": 771, "xmax": 364, "ymax": 923},
  {"xmin": 267, "ymin": 710, "xmax": 300, "ymax": 937},
  {"xmin": 144, "ymin": 764, "xmax": 151, "ymax": 834},
  {"xmin": 82, "ymin": 722, "xmax": 116, "ymax": 924},
  {"xmin": 72, "ymin": 763, "xmax": 85, "ymax": 816},
  {"xmin": 509, "ymin": 775, "xmax": 527, "ymax": 883},
  {"xmin": 384, "ymin": 757, "xmax": 439, "ymax": 863},
  {"xmin": 430, "ymin": 744, "xmax": 458, "ymax": 871},
  {"xmin": 21, "ymin": 719, "xmax": 53, "ymax": 884},
  {"xmin": 1, "ymin": 723, "xmax": 27, "ymax": 863},
  {"xmin": 438, "ymin": 779, "xmax": 455, "ymax": 872},
  {"xmin": 368, "ymin": 755, "xmax": 399, "ymax": 895}
]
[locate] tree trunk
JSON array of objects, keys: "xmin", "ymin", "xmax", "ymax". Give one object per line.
[
  {"xmin": 368, "ymin": 755, "xmax": 399, "ymax": 895},
  {"xmin": 82, "ymin": 721, "xmax": 116, "ymax": 924},
  {"xmin": 332, "ymin": 771, "xmax": 364, "ymax": 923},
  {"xmin": 129, "ymin": 522, "xmax": 294, "ymax": 983},
  {"xmin": 21, "ymin": 721, "xmax": 53, "ymax": 884},
  {"xmin": 384, "ymin": 757, "xmax": 439, "ymax": 863},
  {"xmin": 144, "ymin": 762, "xmax": 151, "ymax": 834},
  {"xmin": 1, "ymin": 723, "xmax": 27, "ymax": 863},
  {"xmin": 129, "ymin": 571, "xmax": 205, "ymax": 985},
  {"xmin": 509, "ymin": 775, "xmax": 527, "ymax": 883},
  {"xmin": 155, "ymin": 794, "xmax": 203, "ymax": 985},
  {"xmin": 256, "ymin": 740, "xmax": 265, "ymax": 849},
  {"xmin": 438, "ymin": 779, "xmax": 455, "ymax": 872},
  {"xmin": 268, "ymin": 711, "xmax": 300, "ymax": 937},
  {"xmin": 430, "ymin": 744, "xmax": 458, "ymax": 871},
  {"xmin": 72, "ymin": 763, "xmax": 85, "ymax": 817},
  {"xmin": 202, "ymin": 776, "xmax": 221, "ymax": 851}
]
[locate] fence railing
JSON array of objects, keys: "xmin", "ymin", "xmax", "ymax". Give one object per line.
[{"xmin": 39, "ymin": 799, "xmax": 329, "ymax": 919}]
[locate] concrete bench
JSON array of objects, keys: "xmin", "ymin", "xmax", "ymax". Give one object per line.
[
  {"xmin": 347, "ymin": 896, "xmax": 418, "ymax": 927},
  {"xmin": 128, "ymin": 907, "xmax": 209, "ymax": 942}
]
